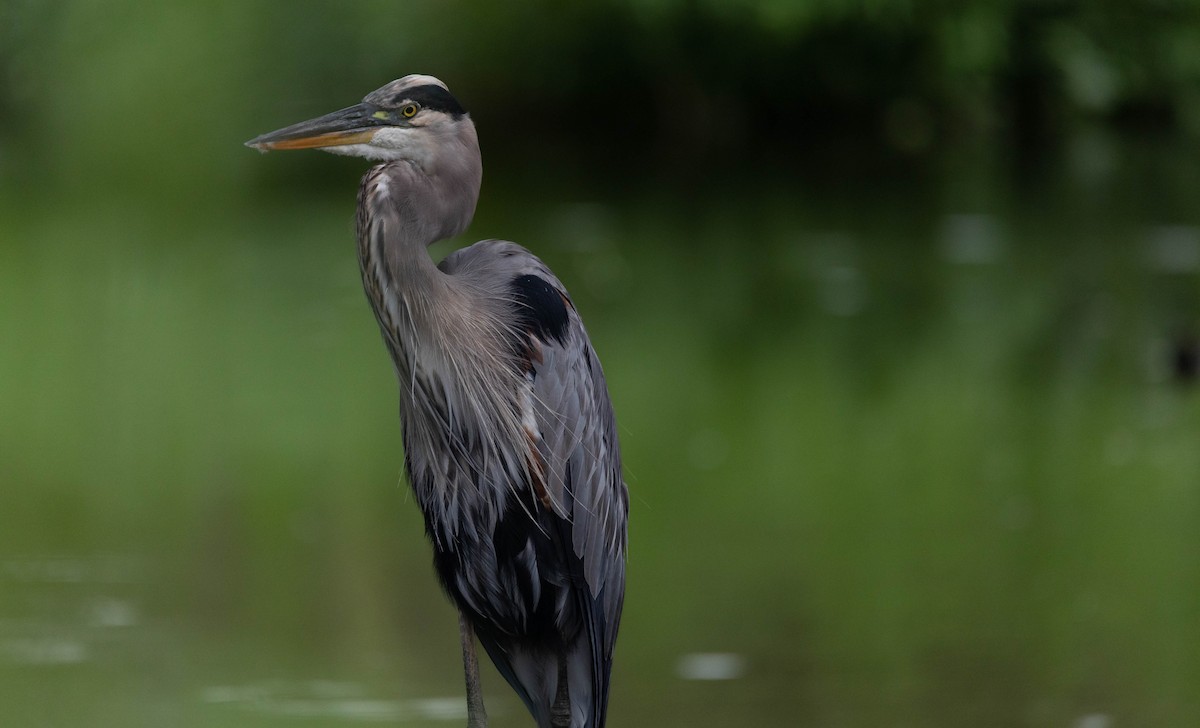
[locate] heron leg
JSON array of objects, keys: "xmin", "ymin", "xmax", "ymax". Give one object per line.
[
  {"xmin": 458, "ymin": 613, "xmax": 488, "ymax": 728},
  {"xmin": 550, "ymin": 652, "xmax": 571, "ymax": 728}
]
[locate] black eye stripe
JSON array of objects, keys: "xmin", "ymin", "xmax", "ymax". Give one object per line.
[{"xmin": 389, "ymin": 85, "xmax": 466, "ymax": 118}]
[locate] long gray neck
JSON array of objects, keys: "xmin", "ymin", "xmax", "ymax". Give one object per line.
[
  {"xmin": 354, "ymin": 127, "xmax": 483, "ymax": 370},
  {"xmin": 356, "ymin": 120, "xmax": 482, "ymax": 271},
  {"xmin": 353, "ymin": 125, "xmax": 530, "ymax": 510}
]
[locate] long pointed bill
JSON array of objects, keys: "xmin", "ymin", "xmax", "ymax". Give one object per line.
[{"xmin": 245, "ymin": 103, "xmax": 393, "ymax": 151}]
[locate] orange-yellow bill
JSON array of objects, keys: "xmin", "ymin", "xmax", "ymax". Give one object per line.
[
  {"xmin": 249, "ymin": 129, "xmax": 377, "ymax": 151},
  {"xmin": 246, "ymin": 103, "xmax": 391, "ymax": 152}
]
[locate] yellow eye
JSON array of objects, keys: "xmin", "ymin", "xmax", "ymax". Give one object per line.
[{"xmin": 401, "ymin": 104, "xmax": 419, "ymax": 118}]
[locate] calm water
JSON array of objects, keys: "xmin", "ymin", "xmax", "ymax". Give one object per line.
[{"xmin": 2, "ymin": 135, "xmax": 1199, "ymax": 727}]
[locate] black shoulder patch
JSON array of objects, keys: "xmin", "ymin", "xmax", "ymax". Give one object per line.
[
  {"xmin": 394, "ymin": 84, "xmax": 466, "ymax": 118},
  {"xmin": 511, "ymin": 274, "xmax": 569, "ymax": 344}
]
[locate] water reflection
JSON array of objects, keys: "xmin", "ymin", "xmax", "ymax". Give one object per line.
[
  {"xmin": 1145, "ymin": 224, "xmax": 1200, "ymax": 273},
  {"xmin": 808, "ymin": 233, "xmax": 866, "ymax": 317},
  {"xmin": 5, "ymin": 638, "xmax": 89, "ymax": 666},
  {"xmin": 203, "ymin": 681, "xmax": 468, "ymax": 722},
  {"xmin": 940, "ymin": 213, "xmax": 1004, "ymax": 266},
  {"xmin": 1, "ymin": 555, "xmax": 141, "ymax": 585},
  {"xmin": 2, "ymin": 136, "xmax": 1200, "ymax": 726},
  {"xmin": 1, "ymin": 555, "xmax": 142, "ymax": 668},
  {"xmin": 676, "ymin": 653, "xmax": 747, "ymax": 682}
]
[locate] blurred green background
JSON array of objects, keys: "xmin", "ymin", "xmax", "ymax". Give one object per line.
[{"xmin": 2, "ymin": 1, "xmax": 1200, "ymax": 726}]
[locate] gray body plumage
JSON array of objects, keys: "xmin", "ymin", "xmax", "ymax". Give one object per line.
[{"xmin": 249, "ymin": 75, "xmax": 627, "ymax": 728}]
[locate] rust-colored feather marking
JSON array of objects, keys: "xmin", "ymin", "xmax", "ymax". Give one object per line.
[{"xmin": 525, "ymin": 436, "xmax": 551, "ymax": 510}]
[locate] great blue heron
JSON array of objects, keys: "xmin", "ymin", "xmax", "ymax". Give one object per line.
[{"xmin": 246, "ymin": 75, "xmax": 627, "ymax": 728}]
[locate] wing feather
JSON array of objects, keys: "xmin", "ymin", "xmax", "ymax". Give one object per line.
[
  {"xmin": 440, "ymin": 240, "xmax": 627, "ymax": 727},
  {"xmin": 523, "ymin": 279, "xmax": 626, "ymax": 727}
]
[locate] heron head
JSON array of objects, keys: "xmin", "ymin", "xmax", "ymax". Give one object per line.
[{"xmin": 245, "ymin": 74, "xmax": 476, "ymax": 168}]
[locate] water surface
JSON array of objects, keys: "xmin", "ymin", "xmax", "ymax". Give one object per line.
[{"xmin": 2, "ymin": 137, "xmax": 1198, "ymax": 726}]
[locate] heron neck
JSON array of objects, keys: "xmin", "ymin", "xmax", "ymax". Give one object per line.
[{"xmin": 356, "ymin": 161, "xmax": 477, "ymax": 351}]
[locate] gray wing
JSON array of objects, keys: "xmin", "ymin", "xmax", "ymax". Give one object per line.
[
  {"xmin": 520, "ymin": 266, "xmax": 627, "ymax": 726},
  {"xmin": 442, "ymin": 240, "xmax": 628, "ymax": 725},
  {"xmin": 529, "ymin": 299, "xmax": 627, "ymax": 628},
  {"xmin": 444, "ymin": 241, "xmax": 628, "ymax": 608}
]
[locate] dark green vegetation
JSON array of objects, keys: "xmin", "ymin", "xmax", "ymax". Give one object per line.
[{"xmin": 2, "ymin": 2, "xmax": 1199, "ymax": 726}]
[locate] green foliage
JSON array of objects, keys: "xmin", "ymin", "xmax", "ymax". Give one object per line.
[{"xmin": 4, "ymin": 0, "xmax": 1200, "ymax": 200}]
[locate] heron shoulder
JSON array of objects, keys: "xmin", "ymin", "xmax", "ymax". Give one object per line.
[
  {"xmin": 438, "ymin": 239, "xmax": 558, "ymax": 280},
  {"xmin": 439, "ymin": 239, "xmax": 574, "ymax": 323}
]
